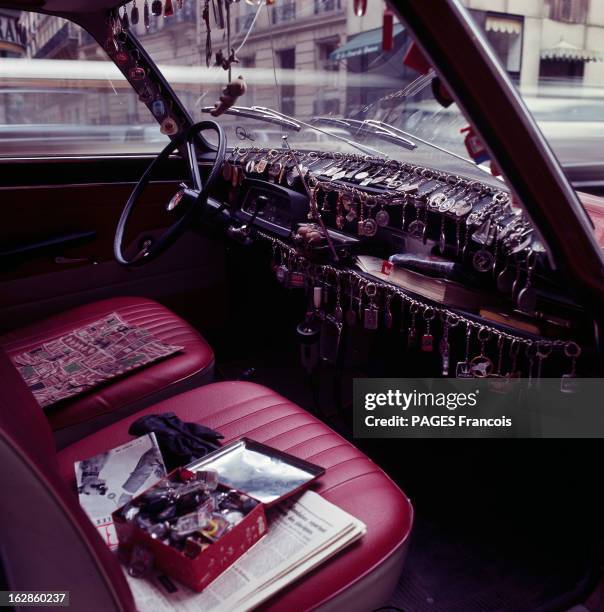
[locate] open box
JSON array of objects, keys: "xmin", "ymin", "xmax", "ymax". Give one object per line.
[{"xmin": 113, "ymin": 438, "xmax": 325, "ymax": 592}]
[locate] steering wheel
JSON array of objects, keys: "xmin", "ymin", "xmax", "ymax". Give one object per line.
[{"xmin": 114, "ymin": 120, "xmax": 226, "ymax": 266}]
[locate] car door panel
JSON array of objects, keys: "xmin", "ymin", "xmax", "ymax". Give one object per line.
[{"xmin": 0, "ymin": 157, "xmax": 226, "ymax": 333}]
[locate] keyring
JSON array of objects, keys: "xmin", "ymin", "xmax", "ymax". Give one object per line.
[{"xmin": 564, "ymin": 341, "xmax": 581, "ymax": 359}]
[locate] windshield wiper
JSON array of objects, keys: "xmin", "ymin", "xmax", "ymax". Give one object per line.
[
  {"xmin": 312, "ymin": 117, "xmax": 417, "ymax": 151},
  {"xmin": 314, "ymin": 116, "xmax": 485, "ymax": 170},
  {"xmin": 201, "ymin": 105, "xmax": 386, "ymax": 157},
  {"xmin": 201, "ymin": 105, "xmax": 301, "ymax": 131}
]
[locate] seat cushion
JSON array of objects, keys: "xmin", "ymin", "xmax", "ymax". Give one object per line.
[
  {"xmin": 0, "ymin": 297, "xmax": 214, "ymax": 434},
  {"xmin": 58, "ymin": 381, "xmax": 413, "ymax": 611}
]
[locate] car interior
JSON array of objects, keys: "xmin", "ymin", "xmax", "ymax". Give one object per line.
[{"xmin": 1, "ymin": 0, "xmax": 604, "ymax": 611}]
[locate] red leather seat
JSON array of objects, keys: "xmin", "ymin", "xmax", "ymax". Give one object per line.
[
  {"xmin": 58, "ymin": 382, "xmax": 414, "ymax": 611},
  {"xmin": 0, "ymin": 344, "xmax": 412, "ymax": 611},
  {"xmin": 0, "ymin": 296, "xmax": 214, "ymax": 445}
]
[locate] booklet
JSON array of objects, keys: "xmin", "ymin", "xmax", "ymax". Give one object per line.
[
  {"xmin": 126, "ymin": 490, "xmax": 367, "ymax": 611},
  {"xmin": 75, "ymin": 433, "xmax": 166, "ymax": 550}
]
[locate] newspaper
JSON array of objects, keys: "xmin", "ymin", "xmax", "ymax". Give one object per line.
[
  {"xmin": 75, "ymin": 433, "xmax": 166, "ymax": 550},
  {"xmin": 14, "ymin": 312, "xmax": 183, "ymax": 408},
  {"xmin": 126, "ymin": 491, "xmax": 366, "ymax": 611}
]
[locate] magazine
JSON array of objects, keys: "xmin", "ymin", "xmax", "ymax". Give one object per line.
[
  {"xmin": 126, "ymin": 490, "xmax": 366, "ymax": 611},
  {"xmin": 75, "ymin": 433, "xmax": 166, "ymax": 550}
]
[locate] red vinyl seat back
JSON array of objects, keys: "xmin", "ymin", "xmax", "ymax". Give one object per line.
[{"xmin": 0, "ymin": 349, "xmax": 134, "ymax": 611}]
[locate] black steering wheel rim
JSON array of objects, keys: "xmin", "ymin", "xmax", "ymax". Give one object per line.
[{"xmin": 114, "ymin": 120, "xmax": 226, "ymax": 266}]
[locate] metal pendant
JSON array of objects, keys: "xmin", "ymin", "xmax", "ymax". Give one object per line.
[
  {"xmin": 428, "ymin": 193, "xmax": 446, "ymax": 210},
  {"xmin": 438, "ymin": 197, "xmax": 456, "ymax": 213},
  {"xmin": 375, "ymin": 209, "xmax": 390, "ymax": 227},
  {"xmin": 407, "ymin": 220, "xmax": 425, "ymax": 240},
  {"xmin": 454, "ymin": 199, "xmax": 473, "ymax": 217},
  {"xmin": 361, "ymin": 218, "xmax": 378, "ymax": 237},
  {"xmin": 470, "ymin": 355, "xmax": 494, "ymax": 377},
  {"xmin": 345, "ymin": 309, "xmax": 357, "ymax": 327},
  {"xmin": 516, "ymin": 287, "xmax": 537, "ymax": 313},
  {"xmin": 472, "ymin": 248, "xmax": 495, "ymax": 273},
  {"xmin": 275, "ymin": 265, "xmax": 289, "ymax": 285},
  {"xmin": 456, "ymin": 361, "xmax": 473, "ymax": 378},
  {"xmin": 560, "ymin": 374, "xmax": 579, "ymax": 394},
  {"xmin": 364, "ymin": 307, "xmax": 379, "ymax": 330},
  {"xmin": 497, "ymin": 267, "xmax": 515, "ymax": 293}
]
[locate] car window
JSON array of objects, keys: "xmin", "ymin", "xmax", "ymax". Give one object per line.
[
  {"xmin": 132, "ymin": 0, "xmax": 499, "ymax": 185},
  {"xmin": 465, "ymin": 1, "xmax": 604, "ymax": 169},
  {"xmin": 0, "ymin": 10, "xmax": 166, "ymax": 157}
]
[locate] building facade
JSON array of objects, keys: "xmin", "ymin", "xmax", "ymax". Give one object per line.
[{"xmin": 462, "ymin": 0, "xmax": 604, "ymax": 92}]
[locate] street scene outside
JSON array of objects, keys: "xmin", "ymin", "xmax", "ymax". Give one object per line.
[{"xmin": 1, "ymin": 0, "xmax": 604, "ymax": 174}]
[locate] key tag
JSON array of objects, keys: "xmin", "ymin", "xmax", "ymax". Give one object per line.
[
  {"xmin": 160, "ymin": 116, "xmax": 179, "ymax": 135},
  {"xmin": 164, "ymin": 0, "xmax": 175, "ymax": 17},
  {"xmin": 383, "ymin": 292, "xmax": 393, "ymax": 329},
  {"xmin": 505, "ymin": 339, "xmax": 522, "ymax": 379},
  {"xmin": 144, "ymin": 0, "xmax": 151, "ymax": 28},
  {"xmin": 516, "ymin": 250, "xmax": 538, "ymax": 313},
  {"xmin": 439, "ymin": 313, "xmax": 458, "ymax": 376},
  {"xmin": 345, "ymin": 279, "xmax": 357, "ymax": 327},
  {"xmin": 407, "ymin": 303, "xmax": 419, "ymax": 349},
  {"xmin": 105, "ymin": 10, "xmax": 120, "ymax": 55},
  {"xmin": 131, "ymin": 0, "xmax": 140, "ymax": 25},
  {"xmin": 560, "ymin": 341, "xmax": 581, "ymax": 393},
  {"xmin": 456, "ymin": 324, "xmax": 474, "ymax": 378},
  {"xmin": 121, "ymin": 5, "xmax": 130, "ymax": 30},
  {"xmin": 151, "ymin": 97, "xmax": 168, "ymax": 120},
  {"xmin": 114, "ymin": 31, "xmax": 130, "ymax": 64},
  {"xmin": 470, "ymin": 327, "xmax": 494, "ymax": 377},
  {"xmin": 129, "ymin": 51, "xmax": 147, "ymax": 81},
  {"xmin": 421, "ymin": 307, "xmax": 435, "ymax": 352},
  {"xmin": 363, "ymin": 283, "xmax": 379, "ymax": 330},
  {"xmin": 334, "ymin": 274, "xmax": 344, "ymax": 323}
]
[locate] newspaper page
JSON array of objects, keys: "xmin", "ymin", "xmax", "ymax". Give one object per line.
[
  {"xmin": 126, "ymin": 490, "xmax": 366, "ymax": 611},
  {"xmin": 75, "ymin": 433, "xmax": 166, "ymax": 550}
]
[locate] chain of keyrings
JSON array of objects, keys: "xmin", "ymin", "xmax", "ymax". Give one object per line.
[
  {"xmin": 257, "ymin": 230, "xmax": 582, "ymax": 388},
  {"xmin": 229, "ymin": 147, "xmax": 539, "ymax": 271}
]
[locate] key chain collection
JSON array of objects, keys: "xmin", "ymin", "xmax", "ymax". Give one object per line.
[{"xmin": 257, "ymin": 229, "xmax": 583, "ymax": 390}]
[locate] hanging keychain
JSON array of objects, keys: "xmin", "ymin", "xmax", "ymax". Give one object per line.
[
  {"xmin": 364, "ymin": 283, "xmax": 379, "ymax": 330},
  {"xmin": 421, "ymin": 307, "xmax": 435, "ymax": 353},
  {"xmin": 439, "ymin": 313, "xmax": 458, "ymax": 376},
  {"xmin": 144, "ymin": 0, "xmax": 151, "ymax": 28},
  {"xmin": 131, "ymin": 0, "xmax": 140, "ymax": 25},
  {"xmin": 560, "ymin": 341, "xmax": 581, "ymax": 393},
  {"xmin": 407, "ymin": 303, "xmax": 419, "ymax": 349},
  {"xmin": 203, "ymin": 0, "xmax": 212, "ymax": 67},
  {"xmin": 456, "ymin": 324, "xmax": 473, "ymax": 378},
  {"xmin": 470, "ymin": 327, "xmax": 493, "ymax": 377}
]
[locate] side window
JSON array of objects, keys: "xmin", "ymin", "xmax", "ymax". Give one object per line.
[{"xmin": 0, "ymin": 10, "xmax": 166, "ymax": 157}]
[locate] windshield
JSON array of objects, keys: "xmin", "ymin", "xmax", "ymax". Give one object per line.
[{"xmin": 133, "ymin": 0, "xmax": 496, "ymax": 183}]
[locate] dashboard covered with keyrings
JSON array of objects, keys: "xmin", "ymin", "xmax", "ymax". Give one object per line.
[{"xmin": 211, "ymin": 146, "xmax": 592, "ymax": 385}]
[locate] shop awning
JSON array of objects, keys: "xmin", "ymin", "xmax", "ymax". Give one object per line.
[
  {"xmin": 330, "ymin": 24, "xmax": 404, "ymax": 61},
  {"xmin": 541, "ymin": 39, "xmax": 603, "ymax": 62},
  {"xmin": 485, "ymin": 15, "xmax": 522, "ymax": 35}
]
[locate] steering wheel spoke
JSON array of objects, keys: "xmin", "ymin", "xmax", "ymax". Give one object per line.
[{"xmin": 114, "ymin": 121, "xmax": 226, "ymax": 266}]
